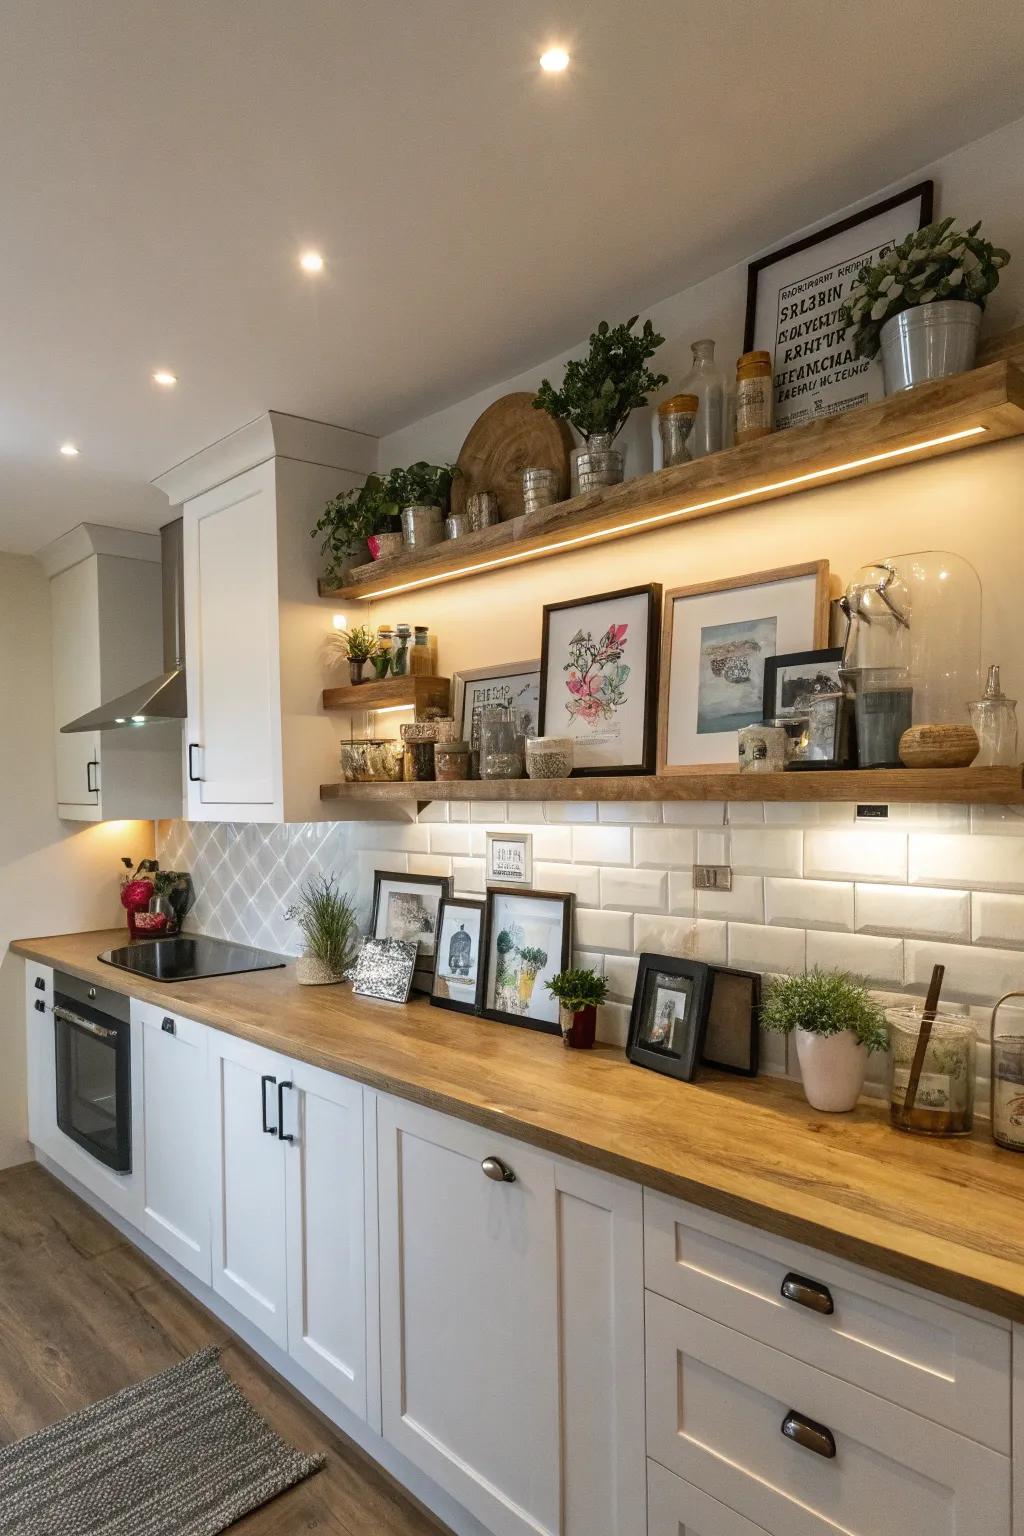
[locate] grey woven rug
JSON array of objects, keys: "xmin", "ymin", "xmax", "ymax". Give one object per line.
[{"xmin": 0, "ymin": 1346, "xmax": 325, "ymax": 1536}]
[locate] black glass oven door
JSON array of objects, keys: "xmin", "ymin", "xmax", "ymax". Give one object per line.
[{"xmin": 54, "ymin": 1005, "xmax": 131, "ymax": 1172}]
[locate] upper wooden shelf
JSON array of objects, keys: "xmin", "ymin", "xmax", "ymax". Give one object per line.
[
  {"xmin": 321, "ymin": 765, "xmax": 1024, "ymax": 807},
  {"xmin": 322, "ymin": 675, "xmax": 451, "ymax": 712},
  {"xmin": 319, "ymin": 358, "xmax": 1024, "ymax": 602}
]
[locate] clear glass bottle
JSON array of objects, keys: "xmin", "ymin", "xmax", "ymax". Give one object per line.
[
  {"xmin": 969, "ymin": 665, "xmax": 1018, "ymax": 766},
  {"xmin": 679, "ymin": 339, "xmax": 725, "ymax": 458}
]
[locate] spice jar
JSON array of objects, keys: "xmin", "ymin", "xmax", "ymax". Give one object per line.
[
  {"xmin": 887, "ymin": 1006, "xmax": 976, "ymax": 1136},
  {"xmin": 400, "ymin": 720, "xmax": 438, "ymax": 782},
  {"xmin": 479, "ymin": 706, "xmax": 524, "ymax": 780},
  {"xmin": 990, "ymin": 992, "xmax": 1024, "ymax": 1151},
  {"xmin": 735, "ymin": 350, "xmax": 773, "ymax": 444},
  {"xmin": 656, "ymin": 394, "xmax": 699, "ymax": 467},
  {"xmin": 525, "ymin": 736, "xmax": 574, "ymax": 779},
  {"xmin": 435, "ymin": 740, "xmax": 470, "ymax": 781}
]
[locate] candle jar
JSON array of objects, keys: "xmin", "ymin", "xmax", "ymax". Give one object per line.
[
  {"xmin": 401, "ymin": 720, "xmax": 439, "ymax": 782},
  {"xmin": 737, "ymin": 723, "xmax": 787, "ymax": 773},
  {"xmin": 434, "ymin": 741, "xmax": 470, "ymax": 781},
  {"xmin": 525, "ymin": 735, "xmax": 574, "ymax": 779},
  {"xmin": 479, "ymin": 706, "xmax": 524, "ymax": 780},
  {"xmin": 990, "ymin": 992, "xmax": 1024, "ymax": 1151},
  {"xmin": 887, "ymin": 1006, "xmax": 976, "ymax": 1136}
]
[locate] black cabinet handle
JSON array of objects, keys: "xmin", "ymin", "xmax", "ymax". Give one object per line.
[
  {"xmin": 277, "ymin": 1081, "xmax": 295, "ymax": 1143},
  {"xmin": 188, "ymin": 743, "xmax": 202, "ymax": 782},
  {"xmin": 34, "ymin": 999, "xmax": 46, "ymax": 1013},
  {"xmin": 161, "ymin": 1016, "xmax": 175, "ymax": 1035},
  {"xmin": 781, "ymin": 1272, "xmax": 835, "ymax": 1316},
  {"xmin": 260, "ymin": 1074, "xmax": 278, "ymax": 1136},
  {"xmin": 34, "ymin": 977, "xmax": 45, "ymax": 991},
  {"xmin": 86, "ymin": 758, "xmax": 99, "ymax": 794},
  {"xmin": 781, "ymin": 1411, "xmax": 836, "ymax": 1459}
]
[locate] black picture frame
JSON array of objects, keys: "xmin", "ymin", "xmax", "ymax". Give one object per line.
[
  {"xmin": 539, "ymin": 583, "xmax": 661, "ymax": 776},
  {"xmin": 762, "ymin": 647, "xmax": 844, "ymax": 721},
  {"xmin": 429, "ymin": 897, "xmax": 487, "ymax": 1015},
  {"xmin": 701, "ymin": 966, "xmax": 761, "ymax": 1077},
  {"xmin": 370, "ymin": 869, "xmax": 453, "ymax": 990},
  {"xmin": 480, "ymin": 887, "xmax": 573, "ymax": 1034},
  {"xmin": 626, "ymin": 953, "xmax": 711, "ymax": 1082}
]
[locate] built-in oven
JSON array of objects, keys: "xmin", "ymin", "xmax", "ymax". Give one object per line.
[{"xmin": 53, "ymin": 971, "xmax": 132, "ymax": 1173}]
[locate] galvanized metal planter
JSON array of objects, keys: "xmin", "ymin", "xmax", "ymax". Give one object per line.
[
  {"xmin": 573, "ymin": 431, "xmax": 624, "ymax": 494},
  {"xmin": 879, "ymin": 300, "xmax": 981, "ymax": 394},
  {"xmin": 401, "ymin": 504, "xmax": 444, "ymax": 549}
]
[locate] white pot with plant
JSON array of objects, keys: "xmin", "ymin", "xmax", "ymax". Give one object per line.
[
  {"xmin": 762, "ymin": 968, "xmax": 889, "ymax": 1113},
  {"xmin": 839, "ymin": 217, "xmax": 1009, "ymax": 395},
  {"xmin": 285, "ymin": 873, "xmax": 360, "ymax": 986}
]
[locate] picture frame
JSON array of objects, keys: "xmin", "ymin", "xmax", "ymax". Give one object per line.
[
  {"xmin": 369, "ymin": 869, "xmax": 453, "ymax": 989},
  {"xmin": 701, "ymin": 966, "xmax": 761, "ymax": 1076},
  {"xmin": 626, "ymin": 953, "xmax": 711, "ymax": 1083},
  {"xmin": 762, "ymin": 646, "xmax": 844, "ymax": 722},
  {"xmin": 351, "ymin": 938, "xmax": 418, "ymax": 1004},
  {"xmin": 453, "ymin": 660, "xmax": 541, "ymax": 755},
  {"xmin": 485, "ymin": 831, "xmax": 533, "ymax": 888},
  {"xmin": 430, "ymin": 897, "xmax": 487, "ymax": 1015},
  {"xmin": 787, "ymin": 691, "xmax": 846, "ymax": 770},
  {"xmin": 744, "ymin": 181, "xmax": 933, "ymax": 432},
  {"xmin": 481, "ymin": 887, "xmax": 573, "ymax": 1034},
  {"xmin": 539, "ymin": 584, "xmax": 661, "ymax": 776},
  {"xmin": 658, "ymin": 561, "xmax": 830, "ymax": 773}
]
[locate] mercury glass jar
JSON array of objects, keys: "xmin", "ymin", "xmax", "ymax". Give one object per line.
[
  {"xmin": 887, "ymin": 1006, "xmax": 976, "ymax": 1136},
  {"xmin": 340, "ymin": 738, "xmax": 403, "ymax": 782},
  {"xmin": 435, "ymin": 740, "xmax": 470, "ymax": 781},
  {"xmin": 656, "ymin": 394, "xmax": 699, "ymax": 467},
  {"xmin": 479, "ymin": 706, "xmax": 524, "ymax": 780},
  {"xmin": 400, "ymin": 720, "xmax": 439, "ymax": 782}
]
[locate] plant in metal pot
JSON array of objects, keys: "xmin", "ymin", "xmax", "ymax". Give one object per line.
[
  {"xmin": 327, "ymin": 623, "xmax": 379, "ymax": 685},
  {"xmin": 285, "ymin": 873, "xmax": 360, "ymax": 986},
  {"xmin": 385, "ymin": 462, "xmax": 459, "ymax": 549},
  {"xmin": 838, "ymin": 217, "xmax": 1009, "ymax": 392},
  {"xmin": 761, "ymin": 968, "xmax": 888, "ymax": 1113},
  {"xmin": 546, "ymin": 967, "xmax": 609, "ymax": 1050},
  {"xmin": 312, "ymin": 474, "xmax": 402, "ymax": 581}
]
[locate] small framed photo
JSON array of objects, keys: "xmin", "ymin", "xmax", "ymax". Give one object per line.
[
  {"xmin": 486, "ymin": 831, "xmax": 533, "ymax": 887},
  {"xmin": 351, "ymin": 938, "xmax": 418, "ymax": 1004},
  {"xmin": 762, "ymin": 647, "xmax": 844, "ymax": 722},
  {"xmin": 453, "ymin": 661, "xmax": 541, "ymax": 755},
  {"xmin": 370, "ymin": 870, "xmax": 453, "ymax": 989},
  {"xmin": 789, "ymin": 691, "xmax": 846, "ymax": 769},
  {"xmin": 539, "ymin": 584, "xmax": 661, "ymax": 775},
  {"xmin": 482, "ymin": 888, "xmax": 573, "ymax": 1034},
  {"xmin": 430, "ymin": 898, "xmax": 486, "ymax": 1015},
  {"xmin": 701, "ymin": 966, "xmax": 761, "ymax": 1077},
  {"xmin": 626, "ymin": 954, "xmax": 711, "ymax": 1082}
]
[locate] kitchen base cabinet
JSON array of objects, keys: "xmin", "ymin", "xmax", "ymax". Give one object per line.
[
  {"xmin": 136, "ymin": 999, "xmax": 211, "ymax": 1284},
  {"xmin": 376, "ymin": 1095, "xmax": 645, "ymax": 1536},
  {"xmin": 647, "ymin": 1460, "xmax": 770, "ymax": 1536}
]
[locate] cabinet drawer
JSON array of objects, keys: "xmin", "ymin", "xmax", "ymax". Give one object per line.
[
  {"xmin": 132, "ymin": 997, "xmax": 207, "ymax": 1050},
  {"xmin": 644, "ymin": 1189, "xmax": 1009, "ymax": 1452},
  {"xmin": 647, "ymin": 1459, "xmax": 769, "ymax": 1536},
  {"xmin": 646, "ymin": 1291, "xmax": 1010, "ymax": 1536}
]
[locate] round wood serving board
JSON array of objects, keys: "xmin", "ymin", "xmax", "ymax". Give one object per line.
[{"xmin": 450, "ymin": 392, "xmax": 573, "ymax": 522}]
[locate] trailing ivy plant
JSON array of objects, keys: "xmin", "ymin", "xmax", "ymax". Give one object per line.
[
  {"xmin": 839, "ymin": 217, "xmax": 1010, "ymax": 360},
  {"xmin": 311, "ymin": 473, "xmax": 400, "ymax": 584},
  {"xmin": 546, "ymin": 967, "xmax": 609, "ymax": 1013},
  {"xmin": 761, "ymin": 968, "xmax": 889, "ymax": 1053},
  {"xmin": 533, "ymin": 315, "xmax": 668, "ymax": 442}
]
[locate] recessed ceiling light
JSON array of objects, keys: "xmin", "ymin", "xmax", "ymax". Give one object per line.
[
  {"xmin": 153, "ymin": 370, "xmax": 178, "ymax": 387},
  {"xmin": 539, "ymin": 47, "xmax": 570, "ymax": 72},
  {"xmin": 299, "ymin": 250, "xmax": 324, "ymax": 273},
  {"xmin": 59, "ymin": 443, "xmax": 79, "ymax": 457}
]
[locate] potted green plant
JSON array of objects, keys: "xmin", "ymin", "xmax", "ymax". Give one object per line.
[
  {"xmin": 312, "ymin": 473, "xmax": 402, "ymax": 582},
  {"xmin": 762, "ymin": 968, "xmax": 888, "ymax": 1112},
  {"xmin": 839, "ymin": 217, "xmax": 1010, "ymax": 394},
  {"xmin": 333, "ymin": 624, "xmax": 378, "ymax": 685},
  {"xmin": 384, "ymin": 462, "xmax": 458, "ymax": 550},
  {"xmin": 533, "ymin": 316, "xmax": 668, "ymax": 493},
  {"xmin": 285, "ymin": 873, "xmax": 360, "ymax": 986},
  {"xmin": 546, "ymin": 967, "xmax": 610, "ymax": 1050}
]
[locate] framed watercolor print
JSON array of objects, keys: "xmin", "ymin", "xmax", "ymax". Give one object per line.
[
  {"xmin": 626, "ymin": 954, "xmax": 711, "ymax": 1083},
  {"xmin": 351, "ymin": 938, "xmax": 417, "ymax": 1004},
  {"xmin": 659, "ymin": 562, "xmax": 829, "ymax": 773},
  {"xmin": 481, "ymin": 888, "xmax": 573, "ymax": 1034},
  {"xmin": 700, "ymin": 966, "xmax": 761, "ymax": 1077},
  {"xmin": 430, "ymin": 897, "xmax": 486, "ymax": 1014},
  {"xmin": 539, "ymin": 584, "xmax": 661, "ymax": 775},
  {"xmin": 485, "ymin": 831, "xmax": 533, "ymax": 887},
  {"xmin": 370, "ymin": 869, "xmax": 453, "ymax": 988},
  {"xmin": 454, "ymin": 661, "xmax": 541, "ymax": 754},
  {"xmin": 744, "ymin": 182, "xmax": 933, "ymax": 431},
  {"xmin": 762, "ymin": 647, "xmax": 844, "ymax": 721}
]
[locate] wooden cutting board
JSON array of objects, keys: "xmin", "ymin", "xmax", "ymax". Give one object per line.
[{"xmin": 450, "ymin": 392, "xmax": 573, "ymax": 522}]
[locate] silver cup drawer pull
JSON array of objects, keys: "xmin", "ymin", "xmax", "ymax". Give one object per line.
[
  {"xmin": 781, "ymin": 1410, "xmax": 837, "ymax": 1459},
  {"xmin": 481, "ymin": 1156, "xmax": 516, "ymax": 1183},
  {"xmin": 781, "ymin": 1271, "xmax": 834, "ymax": 1315}
]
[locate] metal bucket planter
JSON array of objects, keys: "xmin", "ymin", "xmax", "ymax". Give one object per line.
[
  {"xmin": 573, "ymin": 431, "xmax": 625, "ymax": 495},
  {"xmin": 401, "ymin": 504, "xmax": 444, "ymax": 549},
  {"xmin": 879, "ymin": 300, "xmax": 981, "ymax": 395}
]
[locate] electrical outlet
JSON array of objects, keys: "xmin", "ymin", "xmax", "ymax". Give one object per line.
[{"xmin": 693, "ymin": 864, "xmax": 733, "ymax": 892}]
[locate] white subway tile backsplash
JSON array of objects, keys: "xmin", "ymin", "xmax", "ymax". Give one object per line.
[
  {"xmin": 574, "ymin": 908, "xmax": 633, "ymax": 951},
  {"xmin": 663, "ymin": 802, "xmax": 726, "ymax": 826},
  {"xmin": 634, "ymin": 914, "xmax": 727, "ymax": 965},
  {"xmin": 905, "ymin": 940, "xmax": 1024, "ymax": 1003},
  {"xmin": 470, "ymin": 801, "xmax": 508, "ymax": 823},
  {"xmin": 510, "ymin": 824, "xmax": 572, "ymax": 861},
  {"xmin": 763, "ymin": 802, "xmax": 855, "ymax": 826},
  {"xmin": 729, "ymin": 828, "xmax": 802, "ymax": 877},
  {"xmin": 601, "ymin": 867, "xmax": 667, "ymax": 911},
  {"xmin": 572, "ymin": 825, "xmax": 632, "ymax": 865},
  {"xmin": 690, "ymin": 875, "xmax": 764, "ymax": 924},
  {"xmin": 597, "ymin": 1001, "xmax": 632, "ymax": 1048},
  {"xmin": 696, "ymin": 830, "xmax": 729, "ymax": 866},
  {"xmin": 603, "ymin": 955, "xmax": 640, "ymax": 1001},
  {"xmin": 666, "ymin": 873, "xmax": 695, "ymax": 917},
  {"xmin": 805, "ymin": 930, "xmax": 904, "ymax": 985},
  {"xmin": 971, "ymin": 805, "xmax": 1024, "ymax": 835},
  {"xmin": 728, "ymin": 922, "xmax": 805, "ymax": 975},
  {"xmin": 543, "ymin": 801, "xmax": 598, "ymax": 823},
  {"xmin": 599, "ymin": 802, "xmax": 662, "ymax": 823},
  {"xmin": 634, "ymin": 827, "xmax": 695, "ymax": 869},
  {"xmin": 407, "ymin": 853, "xmax": 453, "ymax": 878},
  {"xmin": 972, "ymin": 891, "xmax": 1024, "ymax": 948},
  {"xmin": 882, "ymin": 803, "xmax": 971, "ymax": 831},
  {"xmin": 503, "ymin": 802, "xmax": 545, "ymax": 823},
  {"xmin": 855, "ymin": 883, "xmax": 969, "ymax": 941},
  {"xmin": 726, "ymin": 803, "xmax": 765, "ymax": 824},
  {"xmin": 448, "ymin": 802, "xmax": 470, "ymax": 822},
  {"xmin": 534, "ymin": 861, "xmax": 601, "ymax": 905},
  {"xmin": 360, "ymin": 849, "xmax": 408, "ymax": 887},
  {"xmin": 416, "ymin": 801, "xmax": 448, "ymax": 824},
  {"xmin": 803, "ymin": 829, "xmax": 907, "ymax": 883},
  {"xmin": 764, "ymin": 878, "xmax": 854, "ymax": 932},
  {"xmin": 909, "ymin": 833, "xmax": 1024, "ymax": 891},
  {"xmin": 452, "ymin": 857, "xmax": 486, "ymax": 894},
  {"xmin": 429, "ymin": 824, "xmax": 473, "ymax": 856}
]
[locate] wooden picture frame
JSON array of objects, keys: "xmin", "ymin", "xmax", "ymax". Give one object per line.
[
  {"xmin": 626, "ymin": 953, "xmax": 711, "ymax": 1083},
  {"xmin": 539, "ymin": 583, "xmax": 661, "ymax": 776},
  {"xmin": 369, "ymin": 869, "xmax": 453, "ymax": 990},
  {"xmin": 453, "ymin": 660, "xmax": 541, "ymax": 754},
  {"xmin": 658, "ymin": 561, "xmax": 830, "ymax": 775},
  {"xmin": 481, "ymin": 887, "xmax": 573, "ymax": 1035},
  {"xmin": 701, "ymin": 966, "xmax": 761, "ymax": 1076},
  {"xmin": 429, "ymin": 897, "xmax": 487, "ymax": 1015}
]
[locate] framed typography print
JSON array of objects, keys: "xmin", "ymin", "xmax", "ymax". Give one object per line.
[
  {"xmin": 539, "ymin": 584, "xmax": 661, "ymax": 775},
  {"xmin": 481, "ymin": 888, "xmax": 573, "ymax": 1034},
  {"xmin": 485, "ymin": 831, "xmax": 533, "ymax": 887},
  {"xmin": 454, "ymin": 661, "xmax": 541, "ymax": 754},
  {"xmin": 370, "ymin": 869, "xmax": 452, "ymax": 990},
  {"xmin": 430, "ymin": 897, "xmax": 486, "ymax": 1015},
  {"xmin": 659, "ymin": 562, "xmax": 830, "ymax": 773},
  {"xmin": 744, "ymin": 182, "xmax": 933, "ymax": 431}
]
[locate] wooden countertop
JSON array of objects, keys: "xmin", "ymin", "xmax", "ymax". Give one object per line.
[{"xmin": 13, "ymin": 928, "xmax": 1024, "ymax": 1321}]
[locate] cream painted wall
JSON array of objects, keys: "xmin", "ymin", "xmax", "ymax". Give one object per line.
[{"xmin": 0, "ymin": 552, "xmax": 153, "ymax": 1169}]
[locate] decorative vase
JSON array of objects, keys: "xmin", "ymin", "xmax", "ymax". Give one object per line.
[
  {"xmin": 401, "ymin": 504, "xmax": 444, "ymax": 549},
  {"xmin": 295, "ymin": 952, "xmax": 346, "ymax": 986},
  {"xmin": 559, "ymin": 1003, "xmax": 597, "ymax": 1050},
  {"xmin": 793, "ymin": 1027, "xmax": 869, "ymax": 1113},
  {"xmin": 879, "ymin": 300, "xmax": 981, "ymax": 395},
  {"xmin": 348, "ymin": 658, "xmax": 369, "ymax": 686},
  {"xmin": 367, "ymin": 531, "xmax": 402, "ymax": 561},
  {"xmin": 573, "ymin": 432, "xmax": 624, "ymax": 495}
]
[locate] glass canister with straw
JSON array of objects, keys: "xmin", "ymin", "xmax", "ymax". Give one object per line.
[{"xmin": 887, "ymin": 964, "xmax": 977, "ymax": 1136}]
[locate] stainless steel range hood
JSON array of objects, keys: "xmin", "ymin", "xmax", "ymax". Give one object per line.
[{"xmin": 61, "ymin": 519, "xmax": 187, "ymax": 733}]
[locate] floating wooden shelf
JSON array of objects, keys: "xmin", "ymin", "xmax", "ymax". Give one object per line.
[
  {"xmin": 319, "ymin": 359, "xmax": 1024, "ymax": 602},
  {"xmin": 321, "ymin": 765, "xmax": 1024, "ymax": 808},
  {"xmin": 322, "ymin": 675, "xmax": 451, "ymax": 712}
]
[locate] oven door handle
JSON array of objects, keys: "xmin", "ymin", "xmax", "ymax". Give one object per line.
[{"xmin": 52, "ymin": 1005, "xmax": 119, "ymax": 1041}]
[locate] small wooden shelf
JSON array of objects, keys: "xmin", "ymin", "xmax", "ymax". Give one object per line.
[
  {"xmin": 319, "ymin": 359, "xmax": 1024, "ymax": 602},
  {"xmin": 321, "ymin": 765, "xmax": 1024, "ymax": 808},
  {"xmin": 322, "ymin": 675, "xmax": 451, "ymax": 712}
]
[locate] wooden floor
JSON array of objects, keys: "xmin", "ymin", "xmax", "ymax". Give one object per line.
[{"xmin": 0, "ymin": 1161, "xmax": 443, "ymax": 1536}]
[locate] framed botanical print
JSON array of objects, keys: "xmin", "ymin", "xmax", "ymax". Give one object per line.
[
  {"xmin": 369, "ymin": 869, "xmax": 452, "ymax": 989},
  {"xmin": 430, "ymin": 897, "xmax": 486, "ymax": 1014},
  {"xmin": 453, "ymin": 661, "xmax": 541, "ymax": 754},
  {"xmin": 481, "ymin": 888, "xmax": 573, "ymax": 1034},
  {"xmin": 659, "ymin": 562, "xmax": 830, "ymax": 773},
  {"xmin": 626, "ymin": 954, "xmax": 711, "ymax": 1083},
  {"xmin": 539, "ymin": 584, "xmax": 661, "ymax": 775}
]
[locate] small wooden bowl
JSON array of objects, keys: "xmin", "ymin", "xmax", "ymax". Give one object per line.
[{"xmin": 899, "ymin": 724, "xmax": 980, "ymax": 768}]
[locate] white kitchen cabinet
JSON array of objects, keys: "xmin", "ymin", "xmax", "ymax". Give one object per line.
[
  {"xmin": 647, "ymin": 1460, "xmax": 771, "ymax": 1536},
  {"xmin": 135, "ymin": 999, "xmax": 211, "ymax": 1284},
  {"xmin": 376, "ymin": 1094, "xmax": 645, "ymax": 1536},
  {"xmin": 24, "ymin": 962, "xmax": 57, "ymax": 1156}
]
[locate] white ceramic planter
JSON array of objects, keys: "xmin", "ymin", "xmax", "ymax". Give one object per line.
[{"xmin": 794, "ymin": 1027, "xmax": 870, "ymax": 1113}]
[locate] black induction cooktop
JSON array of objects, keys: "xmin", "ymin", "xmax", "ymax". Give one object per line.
[{"xmin": 99, "ymin": 934, "xmax": 286, "ymax": 982}]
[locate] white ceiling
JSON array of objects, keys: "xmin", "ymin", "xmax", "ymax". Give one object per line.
[{"xmin": 3, "ymin": 0, "xmax": 1024, "ymax": 555}]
